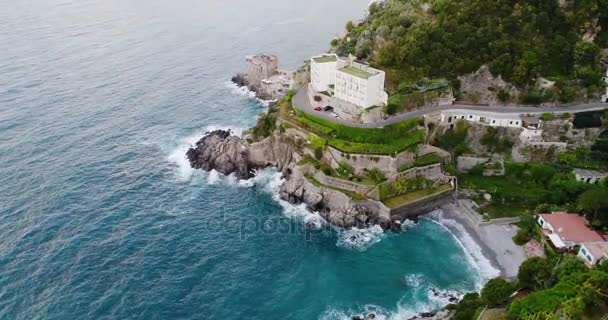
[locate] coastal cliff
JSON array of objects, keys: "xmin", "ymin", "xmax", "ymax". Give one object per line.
[{"xmin": 186, "ymin": 129, "xmax": 391, "ymax": 229}]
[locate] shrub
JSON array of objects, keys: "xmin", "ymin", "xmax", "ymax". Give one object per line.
[
  {"xmin": 481, "ymin": 278, "xmax": 515, "ymax": 307},
  {"xmin": 497, "ymin": 89, "xmax": 511, "ymax": 103},
  {"xmin": 336, "ymin": 162, "xmax": 354, "ymax": 177},
  {"xmin": 513, "ymin": 228, "xmax": 533, "ymax": 245},
  {"xmin": 367, "ymin": 168, "xmax": 387, "ymax": 184},
  {"xmin": 314, "ymin": 147, "xmax": 324, "ymax": 160},
  {"xmin": 540, "ymin": 112, "xmax": 554, "ymax": 121}
]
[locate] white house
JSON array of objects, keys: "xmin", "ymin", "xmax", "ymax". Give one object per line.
[
  {"xmin": 520, "ymin": 116, "xmax": 544, "ymax": 143},
  {"xmin": 440, "ymin": 110, "xmax": 522, "ymax": 128},
  {"xmin": 573, "ymin": 168, "xmax": 608, "ymax": 184},
  {"xmin": 578, "ymin": 242, "xmax": 608, "ymax": 267},
  {"xmin": 537, "ymin": 212, "xmax": 604, "ymax": 249},
  {"xmin": 310, "ymin": 54, "xmax": 388, "ymax": 109}
]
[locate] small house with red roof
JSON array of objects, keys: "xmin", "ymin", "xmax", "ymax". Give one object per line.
[{"xmin": 537, "ymin": 212, "xmax": 604, "ymax": 249}]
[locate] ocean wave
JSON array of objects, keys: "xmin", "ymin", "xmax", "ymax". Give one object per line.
[
  {"xmin": 321, "ymin": 273, "xmax": 463, "ymax": 320},
  {"xmin": 253, "ymin": 168, "xmax": 327, "ymax": 230},
  {"xmin": 335, "ymin": 225, "xmax": 384, "ymax": 251},
  {"xmin": 425, "ymin": 209, "xmax": 500, "ymax": 289},
  {"xmin": 224, "ymin": 81, "xmax": 273, "ymax": 107}
]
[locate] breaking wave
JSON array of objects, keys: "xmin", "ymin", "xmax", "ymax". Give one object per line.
[
  {"xmin": 336, "ymin": 225, "xmax": 385, "ymax": 251},
  {"xmin": 426, "ymin": 209, "xmax": 501, "ymax": 289},
  {"xmin": 225, "ymin": 81, "xmax": 274, "ymax": 107},
  {"xmin": 166, "ymin": 125, "xmax": 246, "ymax": 182}
]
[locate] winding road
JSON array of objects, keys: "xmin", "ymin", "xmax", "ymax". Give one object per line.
[{"xmin": 293, "ymin": 87, "xmax": 608, "ymax": 128}]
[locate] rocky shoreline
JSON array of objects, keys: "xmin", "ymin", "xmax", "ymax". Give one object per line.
[{"xmin": 186, "ymin": 129, "xmax": 406, "ymax": 230}]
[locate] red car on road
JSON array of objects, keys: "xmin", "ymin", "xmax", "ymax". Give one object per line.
[{"xmin": 313, "ymin": 107, "xmax": 322, "ymax": 111}]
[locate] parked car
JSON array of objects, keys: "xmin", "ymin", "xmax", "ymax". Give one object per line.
[
  {"xmin": 323, "ymin": 106, "xmax": 334, "ymax": 112},
  {"xmin": 331, "ymin": 112, "xmax": 339, "ymax": 118},
  {"xmin": 313, "ymin": 107, "xmax": 322, "ymax": 111},
  {"xmin": 313, "ymin": 95, "xmax": 322, "ymax": 102}
]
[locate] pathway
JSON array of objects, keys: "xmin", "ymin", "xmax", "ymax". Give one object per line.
[{"xmin": 292, "ymin": 87, "xmax": 608, "ymax": 128}]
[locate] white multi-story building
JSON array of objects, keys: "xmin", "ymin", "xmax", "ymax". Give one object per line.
[{"xmin": 310, "ymin": 54, "xmax": 388, "ymax": 108}]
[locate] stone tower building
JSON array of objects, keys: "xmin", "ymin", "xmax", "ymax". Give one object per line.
[{"xmin": 245, "ymin": 55, "xmax": 278, "ymax": 89}]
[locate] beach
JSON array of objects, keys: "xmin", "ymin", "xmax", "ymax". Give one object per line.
[{"xmin": 437, "ymin": 201, "xmax": 527, "ymax": 280}]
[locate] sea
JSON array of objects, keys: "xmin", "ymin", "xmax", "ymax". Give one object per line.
[{"xmin": 0, "ymin": 0, "xmax": 499, "ymax": 319}]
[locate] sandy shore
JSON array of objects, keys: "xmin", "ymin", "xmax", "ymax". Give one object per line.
[{"xmin": 437, "ymin": 201, "xmax": 526, "ymax": 279}]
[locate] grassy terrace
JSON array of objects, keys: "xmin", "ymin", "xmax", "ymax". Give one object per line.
[
  {"xmin": 294, "ymin": 109, "xmax": 424, "ymax": 154},
  {"xmin": 339, "ymin": 66, "xmax": 374, "ymax": 79},
  {"xmin": 383, "ymin": 184, "xmax": 452, "ymax": 208},
  {"xmin": 312, "ymin": 55, "xmax": 337, "ymax": 63}
]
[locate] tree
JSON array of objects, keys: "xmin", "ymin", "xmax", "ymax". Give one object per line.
[
  {"xmin": 481, "ymin": 278, "xmax": 515, "ymax": 307},
  {"xmin": 556, "ymin": 256, "xmax": 588, "ymax": 281},
  {"xmin": 578, "ymin": 187, "xmax": 608, "ymax": 222},
  {"xmin": 497, "ymin": 89, "xmax": 511, "ymax": 103},
  {"xmin": 346, "ymin": 20, "xmax": 355, "ymax": 32},
  {"xmin": 518, "ymin": 257, "xmax": 555, "ymax": 290},
  {"xmin": 574, "ymin": 41, "xmax": 600, "ymax": 66}
]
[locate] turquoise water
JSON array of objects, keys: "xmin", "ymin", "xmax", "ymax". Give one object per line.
[{"xmin": 0, "ymin": 0, "xmax": 496, "ymax": 319}]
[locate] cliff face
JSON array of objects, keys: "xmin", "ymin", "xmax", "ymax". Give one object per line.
[
  {"xmin": 279, "ymin": 166, "xmax": 390, "ymax": 228},
  {"xmin": 186, "ymin": 130, "xmax": 392, "ymax": 230}
]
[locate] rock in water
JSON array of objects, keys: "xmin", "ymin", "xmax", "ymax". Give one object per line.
[{"xmin": 186, "ymin": 130, "xmax": 254, "ymax": 179}]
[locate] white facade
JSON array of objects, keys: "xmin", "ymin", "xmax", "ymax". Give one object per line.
[
  {"xmin": 440, "ymin": 110, "xmax": 522, "ymax": 128},
  {"xmin": 310, "ymin": 54, "xmax": 388, "ymax": 108},
  {"xmin": 520, "ymin": 127, "xmax": 544, "ymax": 143},
  {"xmin": 310, "ymin": 54, "xmax": 346, "ymax": 93},
  {"xmin": 578, "ymin": 242, "xmax": 608, "ymax": 266},
  {"xmin": 574, "ymin": 168, "xmax": 608, "ymax": 184}
]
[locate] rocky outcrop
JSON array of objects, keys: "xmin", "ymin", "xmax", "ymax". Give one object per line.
[
  {"xmin": 231, "ymin": 73, "xmax": 248, "ymax": 88},
  {"xmin": 186, "ymin": 130, "xmax": 255, "ymax": 179}
]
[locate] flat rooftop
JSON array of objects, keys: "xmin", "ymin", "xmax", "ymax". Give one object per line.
[
  {"xmin": 339, "ymin": 65, "xmax": 374, "ymax": 79},
  {"xmin": 312, "ymin": 55, "xmax": 337, "ymax": 63}
]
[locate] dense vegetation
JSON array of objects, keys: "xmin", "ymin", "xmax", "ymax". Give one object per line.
[
  {"xmin": 294, "ymin": 110, "xmax": 425, "ymax": 154},
  {"xmin": 451, "ymin": 256, "xmax": 608, "ymax": 319},
  {"xmin": 457, "ymin": 160, "xmax": 608, "ymax": 222},
  {"xmin": 333, "ymin": 0, "xmax": 607, "ymax": 102}
]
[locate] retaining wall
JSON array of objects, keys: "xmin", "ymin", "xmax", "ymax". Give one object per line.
[
  {"xmin": 312, "ymin": 171, "xmax": 374, "ymax": 194},
  {"xmin": 389, "ymin": 189, "xmax": 454, "ymax": 219}
]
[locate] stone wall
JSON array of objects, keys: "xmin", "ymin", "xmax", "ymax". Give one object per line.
[
  {"xmin": 457, "ymin": 156, "xmax": 489, "ymax": 172},
  {"xmin": 312, "ymin": 171, "xmax": 374, "ymax": 194},
  {"xmin": 389, "ymin": 189, "xmax": 453, "ymax": 218},
  {"xmin": 395, "ymin": 164, "xmax": 445, "ymax": 181},
  {"xmin": 416, "ymin": 144, "xmax": 451, "ymax": 160},
  {"xmin": 525, "ymin": 141, "xmax": 568, "ymax": 151},
  {"xmin": 326, "ymin": 147, "xmax": 418, "ymax": 176}
]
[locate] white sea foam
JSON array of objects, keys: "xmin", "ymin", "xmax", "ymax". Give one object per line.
[
  {"xmin": 253, "ymin": 168, "xmax": 327, "ymax": 230},
  {"xmin": 336, "ymin": 225, "xmax": 385, "ymax": 251},
  {"xmin": 225, "ymin": 81, "xmax": 273, "ymax": 107},
  {"xmin": 426, "ymin": 209, "xmax": 501, "ymax": 289},
  {"xmin": 167, "ymin": 125, "xmax": 246, "ymax": 182}
]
